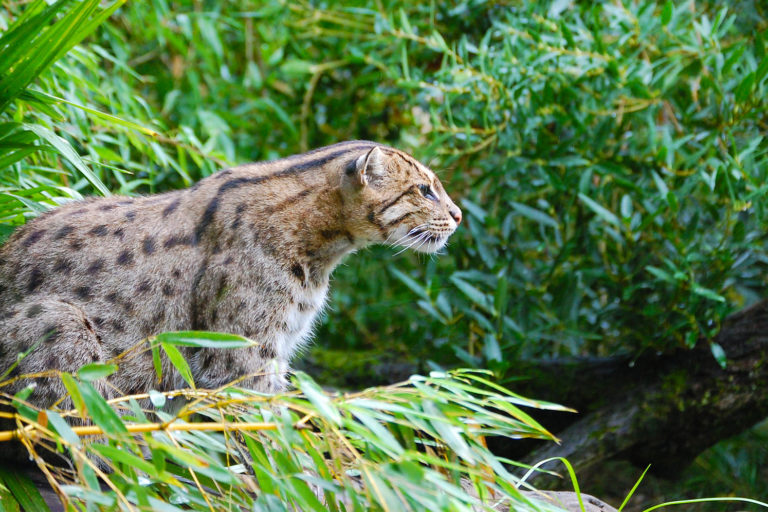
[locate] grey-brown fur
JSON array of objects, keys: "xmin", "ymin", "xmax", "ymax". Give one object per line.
[{"xmin": 0, "ymin": 141, "xmax": 461, "ymax": 416}]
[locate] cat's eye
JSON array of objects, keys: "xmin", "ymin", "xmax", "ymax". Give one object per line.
[{"xmin": 418, "ymin": 184, "xmax": 438, "ymax": 202}]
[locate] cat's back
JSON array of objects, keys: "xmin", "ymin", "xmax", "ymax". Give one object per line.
[{"xmin": 0, "ymin": 191, "xmax": 202, "ymax": 308}]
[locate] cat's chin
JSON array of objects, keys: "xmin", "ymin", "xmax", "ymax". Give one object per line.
[{"xmin": 409, "ymin": 236, "xmax": 448, "ymax": 254}]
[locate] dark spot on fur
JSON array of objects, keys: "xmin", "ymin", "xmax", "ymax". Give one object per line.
[
  {"xmin": 215, "ymin": 276, "xmax": 228, "ymax": 300},
  {"xmin": 94, "ymin": 317, "xmax": 106, "ymax": 327},
  {"xmin": 298, "ymin": 302, "xmax": 310, "ymax": 312},
  {"xmin": 125, "ymin": 211, "xmax": 136, "ymax": 222},
  {"xmin": 26, "ymin": 304, "xmax": 43, "ymax": 318},
  {"xmin": 53, "ymin": 225, "xmax": 75, "ymax": 240},
  {"xmin": 258, "ymin": 344, "xmax": 276, "ymax": 360},
  {"xmin": 106, "ymin": 292, "xmax": 119, "ymax": 303},
  {"xmin": 111, "ymin": 319, "xmax": 126, "ymax": 333},
  {"xmin": 99, "ymin": 204, "xmax": 116, "ymax": 211},
  {"xmin": 367, "ymin": 210, "xmax": 376, "ymax": 223},
  {"xmin": 163, "ymin": 198, "xmax": 180, "ymax": 217},
  {"xmin": 153, "ymin": 309, "xmax": 166, "ymax": 325},
  {"xmin": 113, "ymin": 227, "xmax": 125, "ymax": 239},
  {"xmin": 92, "ymin": 225, "xmax": 112, "ymax": 237},
  {"xmin": 75, "ymin": 286, "xmax": 92, "ymax": 300},
  {"xmin": 143, "ymin": 236, "xmax": 156, "ymax": 255},
  {"xmin": 42, "ymin": 325, "xmax": 59, "ymax": 343},
  {"xmin": 320, "ymin": 229, "xmax": 339, "ymax": 239},
  {"xmin": 53, "ymin": 258, "xmax": 73, "ymax": 274},
  {"xmin": 87, "ymin": 259, "xmax": 105, "ymax": 273},
  {"xmin": 223, "ymin": 256, "xmax": 233, "ymax": 265},
  {"xmin": 162, "ymin": 284, "xmax": 174, "ymax": 296},
  {"xmin": 163, "ymin": 235, "xmax": 194, "ymax": 248},
  {"xmin": 45, "ymin": 354, "xmax": 58, "ymax": 369},
  {"xmin": 69, "ymin": 239, "xmax": 84, "ymax": 251},
  {"xmin": 116, "ymin": 250, "xmax": 134, "ymax": 266},
  {"xmin": 66, "ymin": 208, "xmax": 88, "ymax": 217},
  {"xmin": 23, "ymin": 229, "xmax": 46, "ymax": 248},
  {"xmin": 28, "ymin": 268, "xmax": 44, "ymax": 292},
  {"xmin": 137, "ymin": 280, "xmax": 151, "ymax": 293},
  {"xmin": 172, "ymin": 268, "xmax": 181, "ymax": 278},
  {"xmin": 291, "ymin": 264, "xmax": 306, "ymax": 284},
  {"xmin": 214, "ymin": 169, "xmax": 233, "ymax": 180},
  {"xmin": 116, "ymin": 200, "xmax": 134, "ymax": 206},
  {"xmin": 90, "ymin": 225, "xmax": 108, "ymax": 236}
]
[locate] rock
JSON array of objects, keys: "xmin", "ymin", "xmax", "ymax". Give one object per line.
[{"xmin": 523, "ymin": 491, "xmax": 618, "ymax": 512}]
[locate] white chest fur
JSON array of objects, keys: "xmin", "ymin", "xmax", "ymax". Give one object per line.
[{"xmin": 277, "ymin": 285, "xmax": 328, "ymax": 361}]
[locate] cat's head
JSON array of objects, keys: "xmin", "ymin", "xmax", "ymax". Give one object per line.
[{"xmin": 345, "ymin": 144, "xmax": 462, "ymax": 254}]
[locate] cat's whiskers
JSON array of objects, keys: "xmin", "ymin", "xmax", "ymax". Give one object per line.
[
  {"xmin": 387, "ymin": 223, "xmax": 428, "ymax": 248},
  {"xmin": 393, "ymin": 231, "xmax": 429, "ymax": 256}
]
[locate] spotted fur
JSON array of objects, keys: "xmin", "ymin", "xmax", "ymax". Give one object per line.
[{"xmin": 0, "ymin": 141, "xmax": 461, "ymax": 407}]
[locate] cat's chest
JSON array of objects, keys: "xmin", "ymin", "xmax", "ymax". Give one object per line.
[{"xmin": 275, "ymin": 285, "xmax": 328, "ymax": 359}]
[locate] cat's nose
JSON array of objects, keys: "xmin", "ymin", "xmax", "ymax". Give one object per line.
[{"xmin": 450, "ymin": 206, "xmax": 462, "ymax": 225}]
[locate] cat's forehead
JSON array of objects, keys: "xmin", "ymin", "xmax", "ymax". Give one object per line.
[{"xmin": 388, "ymin": 148, "xmax": 439, "ymax": 184}]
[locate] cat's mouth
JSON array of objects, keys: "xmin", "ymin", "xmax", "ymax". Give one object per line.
[{"xmin": 399, "ymin": 227, "xmax": 449, "ymax": 254}]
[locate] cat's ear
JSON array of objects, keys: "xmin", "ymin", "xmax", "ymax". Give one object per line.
[{"xmin": 353, "ymin": 147, "xmax": 386, "ymax": 187}]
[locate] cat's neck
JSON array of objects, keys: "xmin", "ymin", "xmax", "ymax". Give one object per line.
[{"xmin": 197, "ymin": 167, "xmax": 362, "ymax": 287}]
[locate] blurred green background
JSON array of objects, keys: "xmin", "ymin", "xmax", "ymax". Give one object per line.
[{"xmin": 2, "ymin": 0, "xmax": 767, "ymax": 508}]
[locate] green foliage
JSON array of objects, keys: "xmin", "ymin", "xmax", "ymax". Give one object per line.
[
  {"xmin": 7, "ymin": 0, "xmax": 767, "ymax": 368},
  {"xmin": 276, "ymin": 0, "xmax": 768, "ymax": 367},
  {"xmin": 2, "ymin": 0, "xmax": 768, "ymax": 508},
  {"xmin": 5, "ymin": 364, "xmax": 570, "ymax": 511}
]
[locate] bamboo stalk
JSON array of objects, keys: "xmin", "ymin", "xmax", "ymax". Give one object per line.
[{"xmin": 0, "ymin": 421, "xmax": 278, "ymax": 442}]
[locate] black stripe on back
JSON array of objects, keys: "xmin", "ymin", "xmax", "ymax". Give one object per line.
[{"xmin": 194, "ymin": 144, "xmax": 374, "ymax": 244}]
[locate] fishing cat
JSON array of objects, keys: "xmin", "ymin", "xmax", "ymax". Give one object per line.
[{"xmin": 0, "ymin": 141, "xmax": 461, "ymax": 410}]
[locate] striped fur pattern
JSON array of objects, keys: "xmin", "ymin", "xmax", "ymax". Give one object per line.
[{"xmin": 0, "ymin": 141, "xmax": 461, "ymax": 408}]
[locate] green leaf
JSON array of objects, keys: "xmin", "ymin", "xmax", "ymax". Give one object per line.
[
  {"xmin": 710, "ymin": 343, "xmax": 727, "ymax": 369},
  {"xmin": 389, "ymin": 267, "xmax": 430, "ymax": 301},
  {"xmin": 422, "ymin": 401, "xmax": 474, "ymax": 463},
  {"xmin": 578, "ymin": 193, "xmax": 621, "ymax": 228},
  {"xmin": 46, "ymin": 410, "xmax": 82, "ymax": 448},
  {"xmin": 91, "ymin": 444, "xmax": 164, "ymax": 478},
  {"xmin": 294, "ymin": 371, "xmax": 342, "ymax": 425},
  {"xmin": 78, "ymin": 380, "xmax": 127, "ymax": 434},
  {"xmin": 77, "ymin": 363, "xmax": 118, "ymax": 381},
  {"xmin": 460, "ymin": 199, "xmax": 487, "ymax": 222},
  {"xmin": 646, "ymin": 266, "xmax": 674, "ymax": 283},
  {"xmin": 509, "ymin": 201, "xmax": 559, "ymax": 229},
  {"xmin": 450, "ymin": 276, "xmax": 494, "ymax": 315},
  {"xmin": 161, "ymin": 341, "xmax": 195, "ymax": 388},
  {"xmin": 660, "ymin": 1, "xmax": 673, "ymax": 25},
  {"xmin": 154, "ymin": 331, "xmax": 255, "ymax": 349},
  {"xmin": 22, "ymin": 124, "xmax": 109, "ymax": 196},
  {"xmin": 735, "ymin": 72, "xmax": 755, "ymax": 103},
  {"xmin": 280, "ymin": 59, "xmax": 314, "ymax": 75},
  {"xmin": 691, "ymin": 283, "xmax": 725, "ymax": 302},
  {"xmin": 60, "ymin": 372, "xmax": 85, "ymax": 417},
  {"xmin": 0, "ymin": 466, "xmax": 51, "ymax": 512}
]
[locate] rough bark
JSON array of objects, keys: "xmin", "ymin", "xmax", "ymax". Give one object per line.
[{"xmin": 498, "ymin": 299, "xmax": 768, "ymax": 482}]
